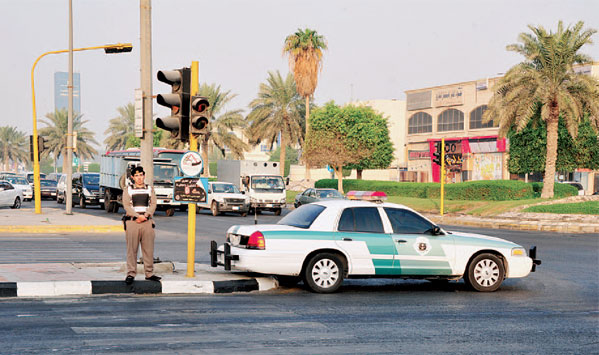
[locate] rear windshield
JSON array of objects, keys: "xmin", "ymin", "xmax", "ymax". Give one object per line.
[
  {"xmin": 7, "ymin": 177, "xmax": 28, "ymax": 185},
  {"xmin": 41, "ymin": 180, "xmax": 57, "ymax": 187},
  {"xmin": 278, "ymin": 204, "xmax": 325, "ymax": 229}
]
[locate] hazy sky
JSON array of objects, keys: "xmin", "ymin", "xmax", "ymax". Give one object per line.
[{"xmin": 2, "ymin": 0, "xmax": 598, "ymax": 152}]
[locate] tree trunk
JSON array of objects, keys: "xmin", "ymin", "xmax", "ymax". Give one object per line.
[
  {"xmin": 280, "ymin": 133, "xmax": 286, "ymax": 178},
  {"xmin": 336, "ymin": 165, "xmax": 343, "ymax": 194},
  {"xmin": 357, "ymin": 169, "xmax": 363, "ymax": 180},
  {"xmin": 201, "ymin": 136, "xmax": 209, "ymax": 177},
  {"xmin": 304, "ymin": 95, "xmax": 311, "ymax": 181},
  {"xmin": 541, "ymin": 106, "xmax": 560, "ymax": 199},
  {"xmin": 3, "ymin": 145, "xmax": 8, "ymax": 171}
]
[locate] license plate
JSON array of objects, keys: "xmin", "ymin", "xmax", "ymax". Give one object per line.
[
  {"xmin": 99, "ymin": 199, "xmax": 104, "ymax": 203},
  {"xmin": 266, "ymin": 204, "xmax": 273, "ymax": 207},
  {"xmin": 232, "ymin": 206, "xmax": 239, "ymax": 210}
]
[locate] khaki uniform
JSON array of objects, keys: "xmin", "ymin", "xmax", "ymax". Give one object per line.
[{"xmin": 122, "ymin": 184, "xmax": 157, "ymax": 278}]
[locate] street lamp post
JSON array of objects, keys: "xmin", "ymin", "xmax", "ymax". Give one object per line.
[{"xmin": 30, "ymin": 43, "xmax": 132, "ymax": 214}]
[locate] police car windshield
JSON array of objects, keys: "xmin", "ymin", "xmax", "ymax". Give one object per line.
[
  {"xmin": 278, "ymin": 204, "xmax": 325, "ymax": 229},
  {"xmin": 251, "ymin": 176, "xmax": 284, "ymax": 191}
]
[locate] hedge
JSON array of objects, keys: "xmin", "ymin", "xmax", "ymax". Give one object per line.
[{"xmin": 314, "ymin": 179, "xmax": 579, "ymax": 201}]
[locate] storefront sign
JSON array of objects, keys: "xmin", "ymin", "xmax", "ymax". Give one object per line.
[
  {"xmin": 409, "ymin": 150, "xmax": 430, "ymax": 160},
  {"xmin": 434, "ymin": 87, "xmax": 464, "ymax": 107}
]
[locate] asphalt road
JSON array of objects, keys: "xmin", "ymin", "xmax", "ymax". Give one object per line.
[{"xmin": 0, "ymin": 199, "xmax": 597, "ymax": 353}]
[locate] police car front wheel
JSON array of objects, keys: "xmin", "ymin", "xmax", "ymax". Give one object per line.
[
  {"xmin": 303, "ymin": 253, "xmax": 344, "ymax": 293},
  {"xmin": 465, "ymin": 253, "xmax": 505, "ymax": 292}
]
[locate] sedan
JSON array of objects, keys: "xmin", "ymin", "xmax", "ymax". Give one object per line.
[
  {"xmin": 0, "ymin": 180, "xmax": 23, "ymax": 209},
  {"xmin": 37, "ymin": 179, "xmax": 58, "ymax": 200},
  {"xmin": 5, "ymin": 176, "xmax": 32, "ymax": 201},
  {"xmin": 211, "ymin": 192, "xmax": 541, "ymax": 293},
  {"xmin": 294, "ymin": 188, "xmax": 345, "ymax": 208}
]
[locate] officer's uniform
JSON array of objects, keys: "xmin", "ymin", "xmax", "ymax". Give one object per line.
[{"xmin": 122, "ymin": 182, "xmax": 157, "ymax": 278}]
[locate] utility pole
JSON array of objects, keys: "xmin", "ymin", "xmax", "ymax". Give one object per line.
[
  {"xmin": 65, "ymin": 0, "xmax": 74, "ymax": 214},
  {"xmin": 140, "ymin": 0, "xmax": 154, "ymax": 184}
]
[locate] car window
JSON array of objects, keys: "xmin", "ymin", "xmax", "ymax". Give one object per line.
[
  {"xmin": 384, "ymin": 208, "xmax": 434, "ymax": 234},
  {"xmin": 3, "ymin": 182, "xmax": 13, "ymax": 190},
  {"xmin": 83, "ymin": 174, "xmax": 100, "ymax": 185},
  {"xmin": 278, "ymin": 204, "xmax": 326, "ymax": 229},
  {"xmin": 337, "ymin": 207, "xmax": 384, "ymax": 233}
]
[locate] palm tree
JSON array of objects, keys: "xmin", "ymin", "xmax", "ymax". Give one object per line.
[
  {"xmin": 104, "ymin": 103, "xmax": 135, "ymax": 151},
  {"xmin": 0, "ymin": 126, "xmax": 28, "ymax": 171},
  {"xmin": 283, "ymin": 28, "xmax": 327, "ymax": 179},
  {"xmin": 39, "ymin": 108, "xmax": 99, "ymax": 173},
  {"xmin": 247, "ymin": 71, "xmax": 304, "ymax": 176},
  {"xmin": 197, "ymin": 83, "xmax": 248, "ymax": 176},
  {"xmin": 484, "ymin": 21, "xmax": 599, "ymax": 198}
]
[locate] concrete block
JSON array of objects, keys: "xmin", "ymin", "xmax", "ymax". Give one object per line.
[
  {"xmin": 161, "ymin": 280, "xmax": 214, "ymax": 294},
  {"xmin": 17, "ymin": 281, "xmax": 91, "ymax": 297}
]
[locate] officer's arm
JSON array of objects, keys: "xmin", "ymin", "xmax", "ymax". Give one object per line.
[
  {"xmin": 122, "ymin": 188, "xmax": 138, "ymax": 217},
  {"xmin": 145, "ymin": 186, "xmax": 157, "ymax": 218}
]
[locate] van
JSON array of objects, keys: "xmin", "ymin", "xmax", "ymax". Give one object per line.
[{"xmin": 72, "ymin": 173, "xmax": 102, "ymax": 208}]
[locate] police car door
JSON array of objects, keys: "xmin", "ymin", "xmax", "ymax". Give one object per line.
[
  {"xmin": 335, "ymin": 207, "xmax": 396, "ymax": 275},
  {"xmin": 383, "ymin": 207, "xmax": 454, "ymax": 276}
]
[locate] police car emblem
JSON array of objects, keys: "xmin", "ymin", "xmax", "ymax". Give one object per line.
[{"xmin": 413, "ymin": 237, "xmax": 431, "ymax": 255}]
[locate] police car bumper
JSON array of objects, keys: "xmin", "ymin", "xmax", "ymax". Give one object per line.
[{"xmin": 210, "ymin": 241, "xmax": 300, "ymax": 276}]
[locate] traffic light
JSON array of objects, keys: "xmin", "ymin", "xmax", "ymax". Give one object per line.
[
  {"xmin": 30, "ymin": 135, "xmax": 47, "ymax": 161},
  {"xmin": 156, "ymin": 67, "xmax": 191, "ymax": 142},
  {"xmin": 190, "ymin": 96, "xmax": 210, "ymax": 136},
  {"xmin": 432, "ymin": 141, "xmax": 442, "ymax": 166}
]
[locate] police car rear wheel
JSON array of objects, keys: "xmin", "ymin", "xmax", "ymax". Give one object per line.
[
  {"xmin": 466, "ymin": 253, "xmax": 504, "ymax": 292},
  {"xmin": 304, "ymin": 253, "xmax": 344, "ymax": 293}
]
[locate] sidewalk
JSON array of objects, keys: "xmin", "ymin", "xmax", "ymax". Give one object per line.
[
  {"xmin": 0, "ymin": 205, "xmax": 123, "ymax": 233},
  {"xmin": 0, "ymin": 261, "xmax": 277, "ymax": 298}
]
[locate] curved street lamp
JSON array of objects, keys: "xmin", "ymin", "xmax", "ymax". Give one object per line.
[{"xmin": 31, "ymin": 43, "xmax": 133, "ymax": 214}]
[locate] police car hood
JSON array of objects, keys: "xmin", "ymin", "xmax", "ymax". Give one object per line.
[
  {"xmin": 227, "ymin": 224, "xmax": 301, "ymax": 235},
  {"xmin": 448, "ymin": 231, "xmax": 520, "ymax": 247}
]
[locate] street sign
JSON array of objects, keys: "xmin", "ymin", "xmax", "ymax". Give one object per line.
[
  {"xmin": 173, "ymin": 177, "xmax": 208, "ymax": 203},
  {"xmin": 180, "ymin": 151, "xmax": 203, "ymax": 176},
  {"xmin": 134, "ymin": 88, "xmax": 143, "ymax": 138}
]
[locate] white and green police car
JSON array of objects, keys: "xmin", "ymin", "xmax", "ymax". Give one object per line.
[{"xmin": 210, "ymin": 192, "xmax": 541, "ymax": 293}]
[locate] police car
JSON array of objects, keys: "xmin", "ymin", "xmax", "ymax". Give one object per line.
[{"xmin": 210, "ymin": 191, "xmax": 541, "ymax": 293}]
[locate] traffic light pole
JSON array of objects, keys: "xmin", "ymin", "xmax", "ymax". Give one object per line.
[
  {"xmin": 187, "ymin": 61, "xmax": 199, "ymax": 278},
  {"xmin": 66, "ymin": 0, "xmax": 74, "ymax": 214},
  {"xmin": 140, "ymin": 0, "xmax": 154, "ymax": 185}
]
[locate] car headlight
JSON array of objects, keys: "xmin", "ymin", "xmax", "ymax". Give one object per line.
[
  {"xmin": 83, "ymin": 188, "xmax": 91, "ymax": 196},
  {"xmin": 511, "ymin": 247, "xmax": 526, "ymax": 256}
]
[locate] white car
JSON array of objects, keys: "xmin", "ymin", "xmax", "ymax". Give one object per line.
[
  {"xmin": 211, "ymin": 192, "xmax": 541, "ymax": 293},
  {"xmin": 0, "ymin": 180, "xmax": 23, "ymax": 209},
  {"xmin": 5, "ymin": 176, "xmax": 32, "ymax": 201}
]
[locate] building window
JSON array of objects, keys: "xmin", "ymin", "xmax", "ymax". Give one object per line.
[
  {"xmin": 408, "ymin": 112, "xmax": 433, "ymax": 134},
  {"xmin": 469, "ymin": 105, "xmax": 496, "ymax": 129},
  {"xmin": 437, "ymin": 109, "xmax": 464, "ymax": 132}
]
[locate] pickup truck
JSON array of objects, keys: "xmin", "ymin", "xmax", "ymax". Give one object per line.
[{"xmin": 197, "ymin": 181, "xmax": 250, "ymax": 217}]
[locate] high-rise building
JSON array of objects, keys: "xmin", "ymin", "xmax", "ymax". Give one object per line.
[{"xmin": 54, "ymin": 72, "xmax": 81, "ymax": 114}]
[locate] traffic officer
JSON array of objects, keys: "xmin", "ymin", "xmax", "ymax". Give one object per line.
[{"xmin": 122, "ymin": 166, "xmax": 160, "ymax": 284}]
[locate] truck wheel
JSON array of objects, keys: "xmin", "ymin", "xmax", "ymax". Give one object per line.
[
  {"xmin": 111, "ymin": 203, "xmax": 120, "ymax": 213},
  {"xmin": 79, "ymin": 195, "xmax": 86, "ymax": 209},
  {"xmin": 211, "ymin": 201, "xmax": 220, "ymax": 216},
  {"xmin": 165, "ymin": 208, "xmax": 175, "ymax": 217},
  {"xmin": 104, "ymin": 192, "xmax": 112, "ymax": 212},
  {"xmin": 274, "ymin": 208, "xmax": 282, "ymax": 216}
]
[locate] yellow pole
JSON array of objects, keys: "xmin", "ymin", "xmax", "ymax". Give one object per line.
[
  {"xmin": 440, "ymin": 138, "xmax": 445, "ymax": 216},
  {"xmin": 30, "ymin": 43, "xmax": 132, "ymax": 214},
  {"xmin": 187, "ymin": 61, "xmax": 199, "ymax": 278}
]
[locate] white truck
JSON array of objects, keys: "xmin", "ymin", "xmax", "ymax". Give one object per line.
[
  {"xmin": 100, "ymin": 154, "xmax": 182, "ymax": 216},
  {"xmin": 217, "ymin": 160, "xmax": 287, "ymax": 215},
  {"xmin": 196, "ymin": 181, "xmax": 250, "ymax": 217}
]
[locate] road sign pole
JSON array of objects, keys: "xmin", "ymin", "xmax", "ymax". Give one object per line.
[
  {"xmin": 186, "ymin": 61, "xmax": 199, "ymax": 278},
  {"xmin": 440, "ymin": 138, "xmax": 445, "ymax": 216}
]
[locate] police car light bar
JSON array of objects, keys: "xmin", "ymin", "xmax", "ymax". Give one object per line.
[{"xmin": 346, "ymin": 191, "xmax": 388, "ymax": 202}]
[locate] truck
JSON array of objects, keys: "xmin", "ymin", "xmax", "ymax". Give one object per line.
[
  {"xmin": 100, "ymin": 153, "xmax": 182, "ymax": 216},
  {"xmin": 196, "ymin": 181, "xmax": 250, "ymax": 217},
  {"xmin": 217, "ymin": 160, "xmax": 287, "ymax": 215}
]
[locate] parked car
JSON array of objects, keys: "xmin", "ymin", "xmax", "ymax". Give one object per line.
[
  {"xmin": 0, "ymin": 172, "xmax": 18, "ymax": 181},
  {"xmin": 5, "ymin": 176, "xmax": 32, "ymax": 201},
  {"xmin": 72, "ymin": 173, "xmax": 102, "ymax": 208},
  {"xmin": 37, "ymin": 179, "xmax": 58, "ymax": 200},
  {"xmin": 26, "ymin": 172, "xmax": 47, "ymax": 186},
  {"xmin": 0, "ymin": 180, "xmax": 23, "ymax": 209},
  {"xmin": 56, "ymin": 174, "xmax": 68, "ymax": 204},
  {"xmin": 211, "ymin": 191, "xmax": 541, "ymax": 293},
  {"xmin": 294, "ymin": 188, "xmax": 345, "ymax": 208},
  {"xmin": 47, "ymin": 173, "xmax": 64, "ymax": 182},
  {"xmin": 560, "ymin": 181, "xmax": 584, "ymax": 196}
]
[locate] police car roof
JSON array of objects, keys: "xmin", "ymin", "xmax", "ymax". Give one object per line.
[{"xmin": 312, "ymin": 198, "xmax": 411, "ymax": 210}]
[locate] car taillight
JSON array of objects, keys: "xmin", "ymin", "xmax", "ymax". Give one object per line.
[{"xmin": 247, "ymin": 231, "xmax": 265, "ymax": 250}]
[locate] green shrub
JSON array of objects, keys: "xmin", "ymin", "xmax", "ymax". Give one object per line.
[
  {"xmin": 531, "ymin": 182, "xmax": 578, "ymax": 198},
  {"xmin": 523, "ymin": 201, "xmax": 599, "ymax": 215},
  {"xmin": 314, "ymin": 179, "xmax": 578, "ymax": 201}
]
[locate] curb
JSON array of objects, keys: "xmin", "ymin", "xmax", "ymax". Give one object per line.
[
  {"xmin": 0, "ymin": 225, "xmax": 124, "ymax": 234},
  {"xmin": 0, "ymin": 277, "xmax": 277, "ymax": 298}
]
